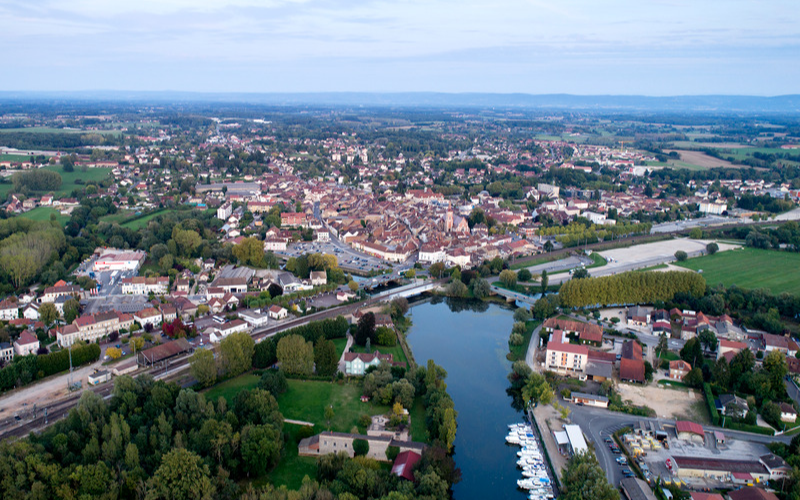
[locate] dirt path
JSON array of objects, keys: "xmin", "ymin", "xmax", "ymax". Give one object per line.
[{"xmin": 616, "ymin": 383, "xmax": 703, "ymax": 421}]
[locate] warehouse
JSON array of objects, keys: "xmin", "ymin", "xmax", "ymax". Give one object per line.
[
  {"xmin": 671, "ymin": 456, "xmax": 770, "ymax": 483},
  {"xmin": 675, "ymin": 421, "xmax": 705, "ymax": 444}
]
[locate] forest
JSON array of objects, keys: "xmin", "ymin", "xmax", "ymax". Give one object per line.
[{"xmin": 558, "ymin": 271, "xmax": 707, "ymax": 309}]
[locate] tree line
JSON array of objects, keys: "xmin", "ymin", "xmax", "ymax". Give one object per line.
[
  {"xmin": 559, "ymin": 271, "xmax": 707, "ymax": 309},
  {"xmin": 0, "ymin": 342, "xmax": 100, "ymax": 393}
]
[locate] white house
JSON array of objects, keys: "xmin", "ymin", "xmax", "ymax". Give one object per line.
[
  {"xmin": 0, "ymin": 342, "xmax": 13, "ymax": 362},
  {"xmin": 23, "ymin": 303, "xmax": 40, "ymax": 321},
  {"xmin": 14, "ymin": 331, "xmax": 40, "ymax": 356},
  {"xmin": 699, "ymin": 202, "xmax": 727, "ymax": 215},
  {"xmin": 780, "ymin": 403, "xmax": 798, "ymax": 423},
  {"xmin": 309, "ymin": 271, "xmax": 327, "ymax": 286},
  {"xmin": 343, "ymin": 351, "xmax": 394, "ymax": 376},
  {"xmin": 216, "ymin": 319, "xmax": 250, "ymax": 338},
  {"xmin": 268, "ymin": 305, "xmax": 288, "ymax": 320},
  {"xmin": 238, "ymin": 309, "xmax": 269, "ymax": 328},
  {"xmin": 0, "ymin": 300, "xmax": 18, "ymax": 321},
  {"xmin": 217, "ymin": 202, "xmax": 233, "ymax": 220},
  {"xmin": 133, "ymin": 307, "xmax": 162, "ymax": 328}
]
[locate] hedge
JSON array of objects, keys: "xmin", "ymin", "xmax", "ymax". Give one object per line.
[
  {"xmin": 703, "ymin": 383, "xmax": 720, "ymax": 426},
  {"xmin": 724, "ymin": 421, "xmax": 774, "ymax": 436},
  {"xmin": 0, "ymin": 342, "xmax": 101, "ymax": 393}
]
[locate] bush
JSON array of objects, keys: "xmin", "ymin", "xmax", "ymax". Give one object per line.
[
  {"xmin": 358, "ymin": 414, "xmax": 372, "ymax": 428},
  {"xmin": 353, "ymin": 439, "xmax": 369, "ymax": 456},
  {"xmin": 561, "ymin": 388, "xmax": 571, "ymax": 399},
  {"xmin": 509, "ymin": 333, "xmax": 524, "ymax": 346},
  {"xmin": 675, "ymin": 250, "xmax": 688, "ymax": 262},
  {"xmin": 703, "ymin": 383, "xmax": 720, "ymax": 425},
  {"xmin": 375, "ymin": 327, "xmax": 397, "ymax": 347},
  {"xmin": 706, "ymin": 242, "xmax": 719, "ymax": 255},
  {"xmin": 517, "ymin": 269, "xmax": 532, "ymax": 282},
  {"xmin": 386, "ymin": 445, "xmax": 400, "ymax": 461},
  {"xmin": 258, "ymin": 370, "xmax": 288, "ymax": 395}
]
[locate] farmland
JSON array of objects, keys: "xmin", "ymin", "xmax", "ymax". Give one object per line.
[{"xmin": 676, "ymin": 247, "xmax": 800, "ymax": 296}]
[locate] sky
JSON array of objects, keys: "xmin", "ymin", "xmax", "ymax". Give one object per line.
[{"xmin": 1, "ymin": 0, "xmax": 799, "ymax": 95}]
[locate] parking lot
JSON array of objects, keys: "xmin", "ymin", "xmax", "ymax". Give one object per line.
[
  {"xmin": 280, "ymin": 240, "xmax": 391, "ymax": 274},
  {"xmin": 84, "ymin": 294, "xmax": 150, "ymax": 314}
]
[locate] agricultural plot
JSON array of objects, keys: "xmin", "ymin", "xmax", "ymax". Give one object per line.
[
  {"xmin": 676, "ymin": 247, "xmax": 800, "ymax": 296},
  {"xmin": 17, "ymin": 206, "xmax": 70, "ymax": 226}
]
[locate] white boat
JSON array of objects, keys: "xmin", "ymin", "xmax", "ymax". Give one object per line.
[{"xmin": 506, "ymin": 435, "xmax": 520, "ymax": 444}]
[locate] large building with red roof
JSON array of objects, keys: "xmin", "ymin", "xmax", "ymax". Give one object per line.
[{"xmin": 545, "ymin": 341, "xmax": 588, "ymax": 377}]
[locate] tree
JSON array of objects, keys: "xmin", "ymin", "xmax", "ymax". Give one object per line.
[
  {"xmin": 763, "ymin": 350, "xmax": 788, "ymax": 396},
  {"xmin": 683, "ymin": 367, "xmax": 704, "ymax": 388},
  {"xmin": 314, "ymin": 337, "xmax": 338, "ymax": 377},
  {"xmin": 680, "ymin": 337, "xmax": 704, "ymax": 368},
  {"xmin": 219, "ymin": 331, "xmax": 255, "ymax": 377},
  {"xmin": 258, "ymin": 370, "xmax": 288, "ymax": 395},
  {"xmin": 517, "ymin": 269, "xmax": 532, "ymax": 282},
  {"xmin": 233, "ymin": 237, "xmax": 266, "ymax": 267},
  {"xmin": 531, "ymin": 294, "xmax": 559, "ymax": 320},
  {"xmin": 540, "ymin": 269, "xmax": 549, "ymax": 294},
  {"xmin": 522, "ymin": 372, "xmax": 554, "ymax": 407},
  {"xmin": 144, "ymin": 448, "xmax": 214, "ymax": 500},
  {"xmin": 543, "ymin": 240, "xmax": 554, "ymax": 253},
  {"xmin": 429, "ymin": 262, "xmax": 445, "ymax": 278},
  {"xmin": 106, "ymin": 347, "xmax": 122, "ymax": 360},
  {"xmin": 644, "ymin": 360, "xmax": 654, "ymax": 382},
  {"xmin": 656, "ymin": 333, "xmax": 668, "ymax": 360},
  {"xmin": 706, "ymin": 242, "xmax": 719, "ymax": 255},
  {"xmin": 471, "ymin": 278, "xmax": 491, "ymax": 298},
  {"xmin": 674, "ymin": 250, "xmax": 688, "ymax": 262},
  {"xmin": 158, "ymin": 253, "xmax": 174, "ymax": 273},
  {"xmin": 509, "ymin": 333, "xmax": 524, "ymax": 346},
  {"xmin": 64, "ymin": 298, "xmax": 81, "ymax": 323},
  {"xmin": 348, "ymin": 280, "xmax": 359, "ymax": 292},
  {"xmin": 499, "ymin": 269, "xmax": 517, "ymax": 288},
  {"xmin": 572, "ymin": 268, "xmax": 589, "ymax": 279},
  {"xmin": 39, "ymin": 302, "xmax": 58, "ymax": 325},
  {"xmin": 446, "ymin": 279, "xmax": 468, "ymax": 297},
  {"xmin": 355, "ymin": 312, "xmax": 376, "ymax": 346},
  {"xmin": 189, "ymin": 349, "xmax": 217, "ymax": 388},
  {"xmin": 276, "ymin": 334, "xmax": 314, "ymax": 376},
  {"xmin": 241, "ymin": 424, "xmax": 282, "ymax": 476},
  {"xmin": 560, "ymin": 451, "xmax": 618, "ymax": 500},
  {"xmin": 253, "ymin": 339, "xmax": 277, "ymax": 369},
  {"xmin": 690, "ymin": 227, "xmax": 703, "ymax": 239},
  {"xmin": 698, "ymin": 330, "xmax": 718, "ymax": 353},
  {"xmin": 513, "ymin": 308, "xmax": 531, "ymax": 322},
  {"xmin": 761, "ymin": 400, "xmax": 783, "ymax": 429},
  {"xmin": 352, "ymin": 438, "xmax": 369, "ymax": 457},
  {"xmin": 389, "ymin": 297, "xmax": 409, "ymax": 321}
]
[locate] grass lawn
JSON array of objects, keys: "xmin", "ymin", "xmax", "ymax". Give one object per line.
[
  {"xmin": 332, "ymin": 337, "xmax": 348, "ymax": 361},
  {"xmin": 40, "ymin": 165, "xmax": 112, "ymax": 197},
  {"xmin": 657, "ymin": 379, "xmax": 690, "ymax": 390},
  {"xmin": 203, "ymin": 374, "xmax": 260, "ymax": 404},
  {"xmin": 508, "ymin": 320, "xmax": 540, "ymax": 362},
  {"xmin": 0, "ymin": 154, "xmax": 33, "ymax": 162},
  {"xmin": 676, "ymin": 247, "xmax": 800, "ymax": 295},
  {"xmin": 18, "ymin": 206, "xmax": 69, "ymax": 226},
  {"xmin": 409, "ymin": 396, "xmax": 428, "ymax": 443},
  {"xmin": 121, "ymin": 209, "xmax": 168, "ymax": 230},
  {"xmin": 351, "ymin": 343, "xmax": 408, "ymax": 367},
  {"xmin": 276, "ymin": 379, "xmax": 390, "ymax": 431},
  {"xmin": 255, "ymin": 423, "xmax": 318, "ymax": 490},
  {"xmin": 635, "ymin": 264, "xmax": 669, "ymax": 272}
]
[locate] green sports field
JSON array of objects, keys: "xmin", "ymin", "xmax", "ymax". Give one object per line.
[{"xmin": 677, "ymin": 248, "xmax": 800, "ymax": 296}]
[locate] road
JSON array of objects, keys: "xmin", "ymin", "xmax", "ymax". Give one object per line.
[
  {"xmin": 525, "ymin": 323, "xmax": 543, "ymax": 368},
  {"xmin": 0, "ymin": 278, "xmax": 444, "ymax": 442}
]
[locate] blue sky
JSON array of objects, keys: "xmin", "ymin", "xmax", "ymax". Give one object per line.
[{"xmin": 2, "ymin": 0, "xmax": 798, "ymax": 95}]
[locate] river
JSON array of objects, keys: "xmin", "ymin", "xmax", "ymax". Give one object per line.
[{"xmin": 406, "ymin": 297, "xmax": 527, "ymax": 500}]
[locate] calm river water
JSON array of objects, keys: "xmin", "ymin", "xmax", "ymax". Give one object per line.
[{"xmin": 406, "ymin": 297, "xmax": 527, "ymax": 500}]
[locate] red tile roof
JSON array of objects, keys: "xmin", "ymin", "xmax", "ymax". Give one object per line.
[
  {"xmin": 546, "ymin": 341, "xmax": 589, "ymax": 356},
  {"xmin": 391, "ymin": 450, "xmax": 421, "ymax": 481},
  {"xmin": 676, "ymin": 420, "xmax": 705, "ymax": 437},
  {"xmin": 619, "ymin": 358, "xmax": 645, "ymax": 382}
]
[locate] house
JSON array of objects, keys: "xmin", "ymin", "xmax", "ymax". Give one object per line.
[
  {"xmin": 391, "ymin": 450, "xmax": 422, "ymax": 481},
  {"xmin": 0, "ymin": 342, "xmax": 13, "ymax": 362},
  {"xmin": 344, "ymin": 351, "xmax": 393, "ymax": 375},
  {"xmin": 716, "ymin": 394, "xmax": 749, "ymax": 419},
  {"xmin": 718, "ymin": 339, "xmax": 747, "ymax": 360},
  {"xmin": 620, "ymin": 358, "xmax": 646, "ymax": 383},
  {"xmin": 309, "ymin": 271, "xmax": 327, "ymax": 286},
  {"xmin": 762, "ymin": 333, "xmax": 797, "ymax": 356},
  {"xmin": 268, "ymin": 305, "xmax": 288, "ymax": 320},
  {"xmin": 727, "ymin": 487, "xmax": 779, "ymax": 500},
  {"xmin": 214, "ymin": 319, "xmax": 250, "ymax": 339},
  {"xmin": 569, "ymin": 392, "xmax": 609, "ymax": 408},
  {"xmin": 133, "ymin": 308, "xmax": 162, "ymax": 328},
  {"xmin": 0, "ymin": 299, "xmax": 19, "ymax": 321},
  {"xmin": 780, "ymin": 403, "xmax": 797, "ymax": 423},
  {"xmin": 238, "ymin": 309, "xmax": 269, "ymax": 328},
  {"xmin": 120, "ymin": 276, "xmax": 169, "ymax": 295},
  {"xmin": 545, "ymin": 341, "xmax": 589, "ymax": 377},
  {"xmin": 627, "ymin": 306, "xmax": 651, "ymax": 326},
  {"xmin": 675, "ymin": 420, "xmax": 705, "ymax": 443},
  {"xmin": 669, "ymin": 360, "xmax": 692, "ymax": 381},
  {"xmin": 22, "ymin": 303, "xmax": 40, "ymax": 321},
  {"xmin": 14, "ymin": 331, "xmax": 40, "ymax": 356}
]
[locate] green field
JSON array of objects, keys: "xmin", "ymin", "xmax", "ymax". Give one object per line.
[
  {"xmin": 18, "ymin": 206, "xmax": 69, "ymax": 226},
  {"xmin": 0, "ymin": 127, "xmax": 122, "ymax": 135},
  {"xmin": 0, "ymin": 154, "xmax": 34, "ymax": 162},
  {"xmin": 676, "ymin": 248, "xmax": 800, "ymax": 295},
  {"xmin": 255, "ymin": 423, "xmax": 318, "ymax": 490},
  {"xmin": 350, "ymin": 342, "xmax": 408, "ymax": 367},
  {"xmin": 36, "ymin": 165, "xmax": 112, "ymax": 197},
  {"xmin": 203, "ymin": 374, "xmax": 260, "ymax": 404},
  {"xmin": 120, "ymin": 209, "xmax": 168, "ymax": 230}
]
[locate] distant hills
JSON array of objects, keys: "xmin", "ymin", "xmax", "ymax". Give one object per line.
[{"xmin": 1, "ymin": 91, "xmax": 799, "ymax": 113}]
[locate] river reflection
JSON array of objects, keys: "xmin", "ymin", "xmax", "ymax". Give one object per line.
[{"xmin": 406, "ymin": 297, "xmax": 527, "ymax": 500}]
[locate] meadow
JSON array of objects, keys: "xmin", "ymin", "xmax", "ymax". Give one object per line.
[{"xmin": 676, "ymin": 247, "xmax": 800, "ymax": 296}]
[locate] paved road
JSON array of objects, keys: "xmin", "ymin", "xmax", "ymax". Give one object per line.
[{"xmin": 525, "ymin": 323, "xmax": 543, "ymax": 369}]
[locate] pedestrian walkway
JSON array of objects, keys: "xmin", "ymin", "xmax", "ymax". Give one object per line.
[{"xmin": 337, "ymin": 333, "xmax": 354, "ymax": 373}]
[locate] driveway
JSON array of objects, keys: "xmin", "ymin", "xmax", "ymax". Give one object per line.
[
  {"xmin": 525, "ymin": 323, "xmax": 543, "ymax": 369},
  {"xmin": 337, "ymin": 333, "xmax": 354, "ymax": 373}
]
